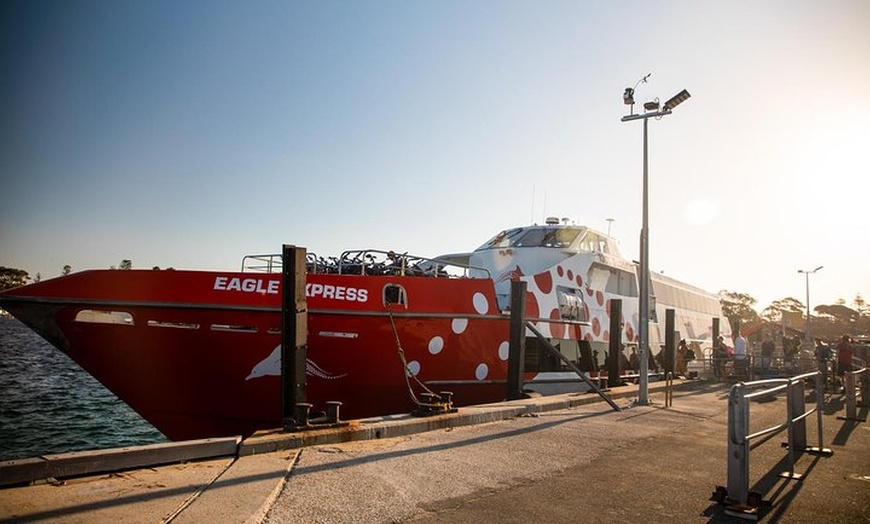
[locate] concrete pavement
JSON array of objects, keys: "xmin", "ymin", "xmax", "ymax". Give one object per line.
[{"xmin": 1, "ymin": 380, "xmax": 868, "ymax": 523}]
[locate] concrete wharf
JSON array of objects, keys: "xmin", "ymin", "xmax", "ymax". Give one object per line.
[{"xmin": 1, "ymin": 379, "xmax": 868, "ymax": 523}]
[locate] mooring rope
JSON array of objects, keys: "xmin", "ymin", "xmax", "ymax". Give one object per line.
[{"xmin": 385, "ymin": 305, "xmax": 447, "ymax": 410}]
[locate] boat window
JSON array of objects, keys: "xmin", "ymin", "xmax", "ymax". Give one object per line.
[
  {"xmin": 513, "ymin": 228, "xmax": 581, "ymax": 248},
  {"xmin": 74, "ymin": 310, "xmax": 134, "ymax": 325},
  {"xmin": 480, "ymin": 228, "xmax": 524, "ymax": 249},
  {"xmin": 557, "ymin": 286, "xmax": 586, "ymax": 321},
  {"xmin": 524, "ymin": 337, "xmax": 578, "ymax": 372},
  {"xmin": 478, "ymin": 227, "xmax": 582, "ymax": 250},
  {"xmin": 578, "ymin": 232, "xmax": 608, "ymax": 253},
  {"xmin": 147, "ymin": 320, "xmax": 200, "ymax": 330},
  {"xmin": 210, "ymin": 324, "xmax": 258, "ymax": 333},
  {"xmin": 383, "ymin": 284, "xmax": 408, "ymax": 308},
  {"xmin": 603, "ymin": 267, "xmax": 638, "ymax": 297}
]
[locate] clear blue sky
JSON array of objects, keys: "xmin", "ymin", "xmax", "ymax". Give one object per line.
[{"xmin": 2, "ymin": 1, "xmax": 868, "ymax": 311}]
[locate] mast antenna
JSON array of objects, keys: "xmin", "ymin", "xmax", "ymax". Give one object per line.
[{"xmin": 530, "ymin": 185, "xmax": 535, "ymax": 224}]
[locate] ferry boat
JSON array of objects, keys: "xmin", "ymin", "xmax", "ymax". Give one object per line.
[{"xmin": 0, "ymin": 217, "xmax": 727, "ymax": 441}]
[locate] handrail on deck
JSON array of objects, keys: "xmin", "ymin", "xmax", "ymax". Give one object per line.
[
  {"xmin": 241, "ymin": 250, "xmax": 490, "ymax": 278},
  {"xmin": 335, "ymin": 249, "xmax": 490, "ymax": 278},
  {"xmin": 241, "ymin": 253, "xmax": 284, "ymax": 273}
]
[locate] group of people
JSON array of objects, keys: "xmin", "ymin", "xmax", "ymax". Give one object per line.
[
  {"xmin": 711, "ymin": 331, "xmax": 765, "ymax": 379},
  {"xmin": 601, "ymin": 332, "xmax": 858, "ymax": 385},
  {"xmin": 614, "ymin": 341, "xmax": 696, "ymax": 378},
  {"xmin": 709, "ymin": 331, "xmax": 858, "ymax": 384}
]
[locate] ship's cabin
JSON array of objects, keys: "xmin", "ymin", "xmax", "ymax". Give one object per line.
[
  {"xmin": 467, "ymin": 218, "xmax": 621, "ymax": 281},
  {"xmin": 454, "ymin": 218, "xmax": 626, "ymax": 311},
  {"xmin": 475, "ymin": 220, "xmax": 620, "ymax": 258}
]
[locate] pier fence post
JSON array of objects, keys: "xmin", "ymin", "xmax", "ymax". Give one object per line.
[
  {"xmin": 838, "ymin": 371, "xmax": 867, "ymax": 422},
  {"xmin": 282, "ymin": 245, "xmax": 308, "ymax": 429},
  {"xmin": 506, "ymin": 280, "xmax": 527, "ymax": 400},
  {"xmin": 861, "ymin": 370, "xmax": 870, "ymax": 407},
  {"xmin": 608, "ymin": 299, "xmax": 625, "ymax": 387},
  {"xmin": 712, "ymin": 318, "xmax": 720, "ymax": 377},
  {"xmin": 727, "ymin": 383, "xmax": 750, "ymax": 504},
  {"xmin": 664, "ymin": 309, "xmax": 675, "ymax": 376}
]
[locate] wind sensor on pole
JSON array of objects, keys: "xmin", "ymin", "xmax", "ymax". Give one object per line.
[{"xmin": 623, "ymin": 73, "xmax": 651, "ymax": 116}]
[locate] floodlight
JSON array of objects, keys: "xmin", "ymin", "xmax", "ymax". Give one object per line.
[
  {"xmin": 663, "ymin": 89, "xmax": 691, "ymax": 111},
  {"xmin": 643, "ymin": 101, "xmax": 660, "ymax": 112}
]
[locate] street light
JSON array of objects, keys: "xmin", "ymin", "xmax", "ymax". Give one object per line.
[
  {"xmin": 621, "ymin": 77, "xmax": 691, "ymax": 405},
  {"xmin": 663, "ymin": 89, "xmax": 691, "ymax": 111},
  {"xmin": 798, "ymin": 265, "xmax": 823, "ymax": 348}
]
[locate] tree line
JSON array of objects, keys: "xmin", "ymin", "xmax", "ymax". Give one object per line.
[
  {"xmin": 0, "ymin": 261, "xmax": 134, "ymax": 291},
  {"xmin": 721, "ymin": 290, "xmax": 869, "ymax": 340}
]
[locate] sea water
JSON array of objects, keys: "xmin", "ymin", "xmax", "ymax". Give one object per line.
[{"xmin": 0, "ymin": 317, "xmax": 167, "ymax": 461}]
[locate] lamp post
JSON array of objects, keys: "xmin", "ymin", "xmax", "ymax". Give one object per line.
[
  {"xmin": 798, "ymin": 265, "xmax": 823, "ymax": 349},
  {"xmin": 621, "ymin": 78, "xmax": 690, "ymax": 405}
]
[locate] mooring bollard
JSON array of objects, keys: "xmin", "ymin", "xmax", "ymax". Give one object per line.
[
  {"xmin": 295, "ymin": 402, "xmax": 313, "ymax": 427},
  {"xmin": 439, "ymin": 391, "xmax": 454, "ymax": 406},
  {"xmin": 326, "ymin": 401, "xmax": 342, "ymax": 424}
]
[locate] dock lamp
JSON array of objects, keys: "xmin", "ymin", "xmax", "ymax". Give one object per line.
[
  {"xmin": 621, "ymin": 78, "xmax": 691, "ymax": 406},
  {"xmin": 798, "ymin": 265, "xmax": 823, "ymax": 349}
]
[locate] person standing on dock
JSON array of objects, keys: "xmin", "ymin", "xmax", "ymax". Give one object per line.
[
  {"xmin": 836, "ymin": 334, "xmax": 854, "ymax": 390},
  {"xmin": 782, "ymin": 335, "xmax": 797, "ymax": 373},
  {"xmin": 760, "ymin": 336, "xmax": 775, "ymax": 375},
  {"xmin": 713, "ymin": 335, "xmax": 727, "ymax": 380},
  {"xmin": 815, "ymin": 338, "xmax": 834, "ymax": 391},
  {"xmin": 733, "ymin": 332, "xmax": 747, "ymax": 378},
  {"xmin": 676, "ymin": 339, "xmax": 689, "ymax": 377}
]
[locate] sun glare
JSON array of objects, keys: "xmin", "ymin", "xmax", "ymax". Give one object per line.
[
  {"xmin": 683, "ymin": 199, "xmax": 720, "ymax": 226},
  {"xmin": 776, "ymin": 121, "xmax": 868, "ymax": 239}
]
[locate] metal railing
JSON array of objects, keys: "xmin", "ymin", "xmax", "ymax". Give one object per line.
[
  {"xmin": 689, "ymin": 354, "xmax": 824, "ymax": 383},
  {"xmin": 721, "ymin": 372, "xmax": 832, "ymax": 508},
  {"xmin": 241, "ymin": 253, "xmax": 285, "ymax": 273},
  {"xmin": 334, "ymin": 249, "xmax": 490, "ymax": 279},
  {"xmin": 241, "ymin": 250, "xmax": 490, "ymax": 279},
  {"xmin": 840, "ymin": 358, "xmax": 868, "ymax": 422}
]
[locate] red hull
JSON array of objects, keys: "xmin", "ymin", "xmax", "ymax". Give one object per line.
[{"xmin": 0, "ymin": 270, "xmax": 519, "ymax": 440}]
